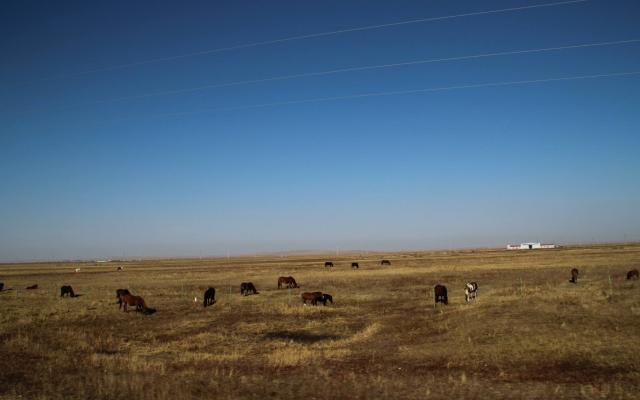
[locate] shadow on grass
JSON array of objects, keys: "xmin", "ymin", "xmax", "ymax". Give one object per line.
[{"xmin": 263, "ymin": 331, "xmax": 341, "ymax": 344}]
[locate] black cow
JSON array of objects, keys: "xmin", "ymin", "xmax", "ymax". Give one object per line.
[
  {"xmin": 324, "ymin": 261, "xmax": 334, "ymax": 268},
  {"xmin": 60, "ymin": 285, "xmax": 76, "ymax": 297},
  {"xmin": 0, "ymin": 282, "xmax": 4, "ymax": 291},
  {"xmin": 318, "ymin": 293, "xmax": 333, "ymax": 305},
  {"xmin": 627, "ymin": 269, "xmax": 639, "ymax": 280},
  {"xmin": 240, "ymin": 282, "xmax": 258, "ymax": 296},
  {"xmin": 434, "ymin": 284, "xmax": 448, "ymax": 305},
  {"xmin": 381, "ymin": 260, "xmax": 391, "ymax": 266},
  {"xmin": 203, "ymin": 287, "xmax": 216, "ymax": 307},
  {"xmin": 351, "ymin": 262, "xmax": 359, "ymax": 269}
]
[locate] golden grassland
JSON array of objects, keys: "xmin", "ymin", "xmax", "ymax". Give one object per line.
[{"xmin": 1, "ymin": 243, "xmax": 640, "ymax": 399}]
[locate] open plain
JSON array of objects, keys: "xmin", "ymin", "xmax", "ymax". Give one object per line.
[{"xmin": 1, "ymin": 243, "xmax": 640, "ymax": 399}]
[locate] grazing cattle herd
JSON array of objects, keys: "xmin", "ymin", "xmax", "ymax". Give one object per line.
[{"xmin": 0, "ymin": 261, "xmax": 638, "ymax": 318}]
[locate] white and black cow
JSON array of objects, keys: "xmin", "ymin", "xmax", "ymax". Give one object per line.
[{"xmin": 464, "ymin": 282, "xmax": 478, "ymax": 303}]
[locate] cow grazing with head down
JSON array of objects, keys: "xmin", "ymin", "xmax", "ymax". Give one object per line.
[
  {"xmin": 120, "ymin": 293, "xmax": 155, "ymax": 314},
  {"xmin": 203, "ymin": 287, "xmax": 216, "ymax": 307},
  {"xmin": 464, "ymin": 282, "xmax": 478, "ymax": 303},
  {"xmin": 277, "ymin": 276, "xmax": 298, "ymax": 289},
  {"xmin": 60, "ymin": 285, "xmax": 76, "ymax": 297},
  {"xmin": 570, "ymin": 268, "xmax": 579, "ymax": 284},
  {"xmin": 240, "ymin": 282, "xmax": 258, "ymax": 296},
  {"xmin": 627, "ymin": 269, "xmax": 639, "ymax": 280},
  {"xmin": 74, "ymin": 268, "xmax": 81, "ymax": 273},
  {"xmin": 434, "ymin": 285, "xmax": 448, "ymax": 305},
  {"xmin": 301, "ymin": 292, "xmax": 322, "ymax": 305}
]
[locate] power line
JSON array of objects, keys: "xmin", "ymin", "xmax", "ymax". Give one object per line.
[
  {"xmin": 19, "ymin": 0, "xmax": 588, "ymax": 83},
  {"xmin": 143, "ymin": 70, "xmax": 640, "ymax": 119},
  {"xmin": 97, "ymin": 38, "xmax": 640, "ymax": 104}
]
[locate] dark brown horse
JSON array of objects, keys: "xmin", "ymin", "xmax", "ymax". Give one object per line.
[
  {"xmin": 60, "ymin": 285, "xmax": 76, "ymax": 297},
  {"xmin": 570, "ymin": 268, "xmax": 579, "ymax": 284},
  {"xmin": 116, "ymin": 288, "xmax": 131, "ymax": 309},
  {"xmin": 240, "ymin": 282, "xmax": 258, "ymax": 296},
  {"xmin": 324, "ymin": 261, "xmax": 334, "ymax": 268},
  {"xmin": 119, "ymin": 293, "xmax": 154, "ymax": 314},
  {"xmin": 277, "ymin": 276, "xmax": 298, "ymax": 289},
  {"xmin": 627, "ymin": 269, "xmax": 639, "ymax": 280},
  {"xmin": 381, "ymin": 260, "xmax": 391, "ymax": 266},
  {"xmin": 26, "ymin": 284, "xmax": 38, "ymax": 290},
  {"xmin": 434, "ymin": 284, "xmax": 448, "ymax": 305},
  {"xmin": 301, "ymin": 292, "xmax": 323, "ymax": 305},
  {"xmin": 203, "ymin": 287, "xmax": 216, "ymax": 307}
]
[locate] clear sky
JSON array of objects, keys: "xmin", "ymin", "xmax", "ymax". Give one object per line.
[{"xmin": 1, "ymin": 0, "xmax": 639, "ymax": 261}]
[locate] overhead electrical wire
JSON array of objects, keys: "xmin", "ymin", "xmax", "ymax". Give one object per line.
[
  {"xmin": 134, "ymin": 70, "xmax": 640, "ymax": 119},
  {"xmin": 16, "ymin": 0, "xmax": 588, "ymax": 84},
  {"xmin": 95, "ymin": 38, "xmax": 640, "ymax": 104}
]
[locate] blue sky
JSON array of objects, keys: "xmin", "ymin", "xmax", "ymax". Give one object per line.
[{"xmin": 1, "ymin": 0, "xmax": 639, "ymax": 261}]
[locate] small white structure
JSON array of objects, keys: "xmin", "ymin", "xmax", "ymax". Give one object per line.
[{"xmin": 507, "ymin": 242, "xmax": 556, "ymax": 250}]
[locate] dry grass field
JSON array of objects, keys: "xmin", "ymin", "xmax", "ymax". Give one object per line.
[{"xmin": 1, "ymin": 243, "xmax": 640, "ymax": 399}]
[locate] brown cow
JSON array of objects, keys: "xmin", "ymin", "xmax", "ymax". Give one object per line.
[
  {"xmin": 120, "ymin": 293, "xmax": 155, "ymax": 314},
  {"xmin": 381, "ymin": 260, "xmax": 391, "ymax": 266},
  {"xmin": 301, "ymin": 292, "xmax": 323, "ymax": 305},
  {"xmin": 277, "ymin": 276, "xmax": 298, "ymax": 289},
  {"xmin": 627, "ymin": 269, "xmax": 639, "ymax": 280},
  {"xmin": 570, "ymin": 268, "xmax": 579, "ymax": 284},
  {"xmin": 116, "ymin": 288, "xmax": 131, "ymax": 309}
]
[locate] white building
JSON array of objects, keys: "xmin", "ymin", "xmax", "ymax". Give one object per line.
[{"xmin": 506, "ymin": 242, "xmax": 556, "ymax": 250}]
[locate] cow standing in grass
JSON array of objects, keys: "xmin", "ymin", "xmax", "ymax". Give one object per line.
[
  {"xmin": 434, "ymin": 285, "xmax": 448, "ymax": 305},
  {"xmin": 324, "ymin": 262, "xmax": 334, "ymax": 268},
  {"xmin": 570, "ymin": 268, "xmax": 579, "ymax": 284},
  {"xmin": 203, "ymin": 287, "xmax": 216, "ymax": 307},
  {"xmin": 627, "ymin": 269, "xmax": 639, "ymax": 280},
  {"xmin": 464, "ymin": 282, "xmax": 478, "ymax": 303}
]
